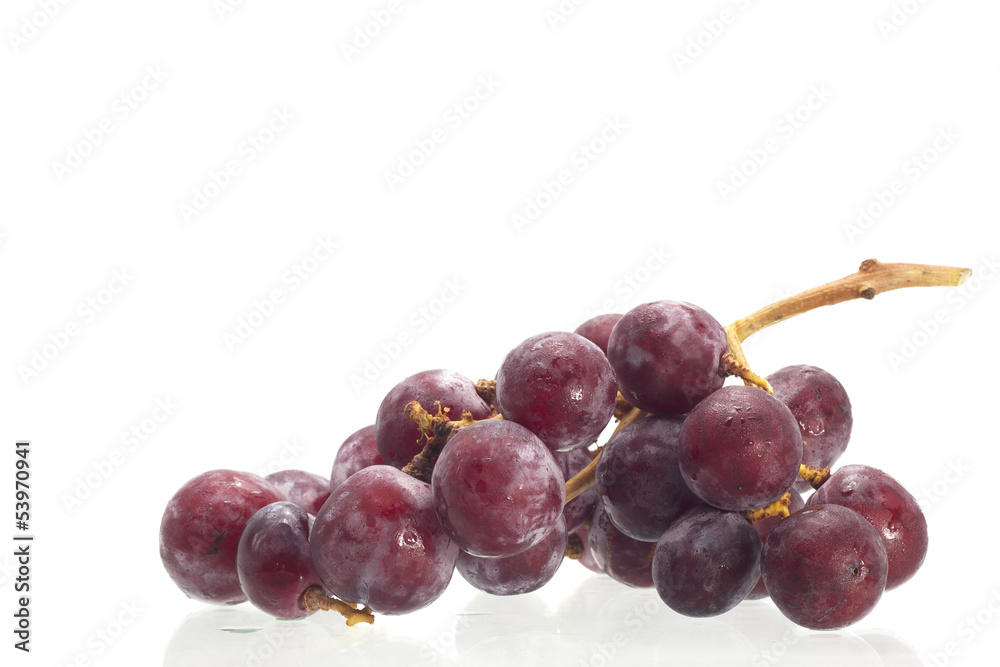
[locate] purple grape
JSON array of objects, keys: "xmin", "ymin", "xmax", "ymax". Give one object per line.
[
  {"xmin": 574, "ymin": 313, "xmax": 622, "ymax": 355},
  {"xmin": 553, "ymin": 448, "xmax": 599, "ymax": 533},
  {"xmin": 806, "ymin": 465, "xmax": 927, "ymax": 589},
  {"xmin": 768, "ymin": 365, "xmax": 852, "ymax": 489},
  {"xmin": 375, "ymin": 370, "xmax": 491, "ymax": 469},
  {"xmin": 159, "ymin": 469, "xmax": 284, "ymax": 605},
  {"xmin": 587, "ymin": 502, "xmax": 655, "ymax": 588},
  {"xmin": 310, "ymin": 465, "xmax": 458, "ymax": 615},
  {"xmin": 652, "ymin": 505, "xmax": 762, "ymax": 617},
  {"xmin": 432, "ymin": 420, "xmax": 565, "ymax": 558},
  {"xmin": 572, "ymin": 526, "xmax": 604, "ymax": 574},
  {"xmin": 596, "ymin": 414, "xmax": 700, "ymax": 541},
  {"xmin": 495, "ymin": 331, "xmax": 618, "ymax": 452},
  {"xmin": 607, "ymin": 301, "xmax": 728, "ymax": 414},
  {"xmin": 746, "ymin": 490, "xmax": 806, "ymax": 600},
  {"xmin": 236, "ymin": 502, "xmax": 323, "ymax": 619},
  {"xmin": 265, "ymin": 470, "xmax": 331, "ymax": 515},
  {"xmin": 330, "ymin": 424, "xmax": 383, "ymax": 490},
  {"xmin": 679, "ymin": 385, "xmax": 803, "ymax": 511},
  {"xmin": 762, "ymin": 504, "xmax": 888, "ymax": 630},
  {"xmin": 456, "ymin": 516, "xmax": 568, "ymax": 595}
]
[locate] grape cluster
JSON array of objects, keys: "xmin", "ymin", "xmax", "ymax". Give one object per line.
[{"xmin": 159, "ymin": 298, "xmax": 929, "ymax": 631}]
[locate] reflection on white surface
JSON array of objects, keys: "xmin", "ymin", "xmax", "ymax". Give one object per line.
[{"xmin": 163, "ymin": 573, "xmax": 921, "ymax": 667}]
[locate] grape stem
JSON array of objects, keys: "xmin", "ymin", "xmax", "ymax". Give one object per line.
[
  {"xmin": 401, "ymin": 402, "xmax": 503, "ymax": 482},
  {"xmin": 724, "ymin": 259, "xmax": 971, "ymax": 376},
  {"xmin": 564, "ymin": 259, "xmax": 971, "ymax": 501},
  {"xmin": 300, "ymin": 586, "xmax": 375, "ymax": 626}
]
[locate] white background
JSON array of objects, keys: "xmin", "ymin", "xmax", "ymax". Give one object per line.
[{"xmin": 2, "ymin": 1, "xmax": 998, "ymax": 665}]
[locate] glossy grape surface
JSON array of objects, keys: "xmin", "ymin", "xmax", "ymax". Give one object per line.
[
  {"xmin": 762, "ymin": 504, "xmax": 888, "ymax": 630},
  {"xmin": 159, "ymin": 469, "xmax": 284, "ymax": 605},
  {"xmin": 310, "ymin": 465, "xmax": 458, "ymax": 615},
  {"xmin": 807, "ymin": 465, "xmax": 927, "ymax": 589},
  {"xmin": 495, "ymin": 331, "xmax": 618, "ymax": 452},
  {"xmin": 596, "ymin": 413, "xmax": 700, "ymax": 541},
  {"xmin": 456, "ymin": 516, "xmax": 567, "ymax": 596},
  {"xmin": 236, "ymin": 502, "xmax": 323, "ymax": 619},
  {"xmin": 607, "ymin": 301, "xmax": 728, "ymax": 414},
  {"xmin": 432, "ymin": 420, "xmax": 565, "ymax": 557},
  {"xmin": 573, "ymin": 313, "xmax": 622, "ymax": 355},
  {"xmin": 679, "ymin": 385, "xmax": 803, "ymax": 511},
  {"xmin": 587, "ymin": 502, "xmax": 655, "ymax": 588},
  {"xmin": 265, "ymin": 470, "xmax": 330, "ymax": 515},
  {"xmin": 375, "ymin": 370, "xmax": 491, "ymax": 468},
  {"xmin": 329, "ymin": 424, "xmax": 383, "ymax": 490},
  {"xmin": 768, "ymin": 364, "xmax": 852, "ymax": 489},
  {"xmin": 652, "ymin": 506, "xmax": 762, "ymax": 617}
]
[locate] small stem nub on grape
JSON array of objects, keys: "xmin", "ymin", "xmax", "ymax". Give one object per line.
[
  {"xmin": 301, "ymin": 586, "xmax": 375, "ymax": 626},
  {"xmin": 565, "ymin": 532, "xmax": 584, "ymax": 560},
  {"xmin": 799, "ymin": 463, "xmax": 832, "ymax": 489},
  {"xmin": 475, "ymin": 378, "xmax": 497, "ymax": 407},
  {"xmin": 743, "ymin": 492, "xmax": 793, "ymax": 525},
  {"xmin": 401, "ymin": 401, "xmax": 503, "ymax": 482}
]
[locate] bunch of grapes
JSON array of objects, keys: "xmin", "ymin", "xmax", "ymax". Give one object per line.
[{"xmin": 158, "ymin": 260, "xmax": 962, "ymax": 631}]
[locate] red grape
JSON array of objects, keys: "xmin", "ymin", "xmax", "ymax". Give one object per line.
[
  {"xmin": 807, "ymin": 465, "xmax": 927, "ymax": 589},
  {"xmin": 236, "ymin": 501, "xmax": 323, "ymax": 619},
  {"xmin": 679, "ymin": 385, "xmax": 803, "ymax": 511},
  {"xmin": 652, "ymin": 505, "xmax": 762, "ymax": 617},
  {"xmin": 746, "ymin": 490, "xmax": 806, "ymax": 600},
  {"xmin": 607, "ymin": 301, "xmax": 728, "ymax": 414},
  {"xmin": 329, "ymin": 424, "xmax": 383, "ymax": 490},
  {"xmin": 495, "ymin": 331, "xmax": 618, "ymax": 452},
  {"xmin": 573, "ymin": 313, "xmax": 622, "ymax": 355},
  {"xmin": 431, "ymin": 420, "xmax": 565, "ymax": 558},
  {"xmin": 768, "ymin": 364, "xmax": 852, "ymax": 490},
  {"xmin": 456, "ymin": 516, "xmax": 568, "ymax": 595},
  {"xmin": 159, "ymin": 469, "xmax": 284, "ymax": 605},
  {"xmin": 762, "ymin": 504, "xmax": 888, "ymax": 630},
  {"xmin": 310, "ymin": 465, "xmax": 458, "ymax": 615},
  {"xmin": 375, "ymin": 370, "xmax": 491, "ymax": 468},
  {"xmin": 265, "ymin": 470, "xmax": 330, "ymax": 515},
  {"xmin": 586, "ymin": 501, "xmax": 655, "ymax": 588},
  {"xmin": 595, "ymin": 413, "xmax": 700, "ymax": 541}
]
